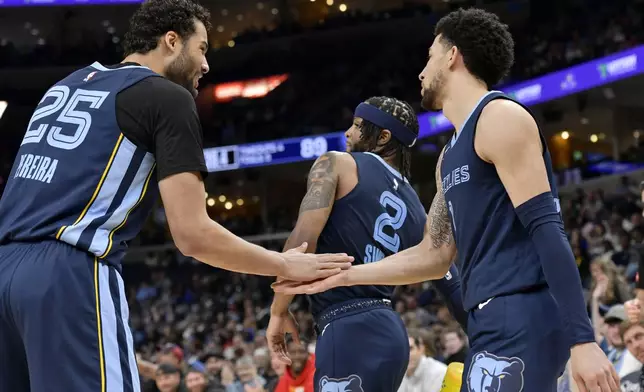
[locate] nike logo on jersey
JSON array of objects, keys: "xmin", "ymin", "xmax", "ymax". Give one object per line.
[
  {"xmin": 478, "ymin": 297, "xmax": 494, "ymax": 310},
  {"xmin": 393, "ymin": 178, "xmax": 399, "ymax": 191}
]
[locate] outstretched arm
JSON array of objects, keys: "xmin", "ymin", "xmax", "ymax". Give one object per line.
[
  {"xmin": 272, "ymin": 149, "xmax": 457, "ymax": 295},
  {"xmin": 270, "ymin": 152, "xmax": 341, "ymax": 316}
]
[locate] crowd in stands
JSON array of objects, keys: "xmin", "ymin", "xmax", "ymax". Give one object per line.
[{"xmin": 125, "ymin": 177, "xmax": 644, "ymax": 392}]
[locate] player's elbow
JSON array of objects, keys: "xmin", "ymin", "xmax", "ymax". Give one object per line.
[{"xmin": 169, "ymin": 219, "xmax": 208, "ymax": 258}]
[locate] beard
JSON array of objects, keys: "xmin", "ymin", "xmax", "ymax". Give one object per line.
[
  {"xmin": 347, "ymin": 138, "xmax": 371, "ymax": 153},
  {"xmin": 165, "ymin": 48, "xmax": 198, "ymax": 98},
  {"xmin": 420, "ymin": 71, "xmax": 445, "ymax": 111}
]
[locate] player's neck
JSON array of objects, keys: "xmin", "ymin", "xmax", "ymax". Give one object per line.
[
  {"xmin": 122, "ymin": 53, "xmax": 167, "ymax": 78},
  {"xmin": 442, "ymin": 78, "xmax": 489, "ymax": 135},
  {"xmin": 382, "ymin": 155, "xmax": 401, "ymax": 173}
]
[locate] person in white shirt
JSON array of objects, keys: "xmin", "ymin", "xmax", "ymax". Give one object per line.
[{"xmin": 398, "ymin": 330, "xmax": 447, "ymax": 392}]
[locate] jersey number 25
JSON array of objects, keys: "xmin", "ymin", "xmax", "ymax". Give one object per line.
[{"xmin": 21, "ymin": 85, "xmax": 110, "ymax": 150}]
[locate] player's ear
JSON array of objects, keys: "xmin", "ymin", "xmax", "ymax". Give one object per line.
[
  {"xmin": 378, "ymin": 129, "xmax": 392, "ymax": 146},
  {"xmin": 447, "ymin": 45, "xmax": 459, "ymax": 70},
  {"xmin": 163, "ymin": 31, "xmax": 181, "ymax": 53}
]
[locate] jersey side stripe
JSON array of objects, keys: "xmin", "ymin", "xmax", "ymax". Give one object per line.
[
  {"xmin": 59, "ymin": 136, "xmax": 137, "ymax": 247},
  {"xmin": 56, "ymin": 133, "xmax": 124, "ymax": 240},
  {"xmin": 91, "ymin": 149, "xmax": 156, "ymax": 257}
]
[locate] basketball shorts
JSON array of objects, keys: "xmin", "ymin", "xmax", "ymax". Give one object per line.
[
  {"xmin": 462, "ymin": 288, "xmax": 569, "ymax": 392},
  {"xmin": 0, "ymin": 240, "xmax": 140, "ymax": 392},
  {"xmin": 313, "ymin": 299, "xmax": 409, "ymax": 392}
]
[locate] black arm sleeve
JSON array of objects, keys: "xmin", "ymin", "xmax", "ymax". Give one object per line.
[{"xmin": 116, "ymin": 77, "xmax": 208, "ymax": 182}]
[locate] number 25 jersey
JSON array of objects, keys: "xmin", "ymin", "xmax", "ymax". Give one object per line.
[{"xmin": 0, "ymin": 62, "xmax": 162, "ymax": 268}]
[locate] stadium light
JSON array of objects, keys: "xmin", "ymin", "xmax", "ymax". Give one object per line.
[
  {"xmin": 236, "ymin": 198, "xmax": 244, "ymax": 206},
  {"xmin": 561, "ymin": 131, "xmax": 570, "ymax": 140},
  {"xmin": 339, "ymin": 3, "xmax": 347, "ymax": 12},
  {"xmin": 590, "ymin": 134, "xmax": 598, "ymax": 143},
  {"xmin": 0, "ymin": 101, "xmax": 6, "ymax": 120},
  {"xmin": 225, "ymin": 201, "xmax": 233, "ymax": 210},
  {"xmin": 207, "ymin": 198, "xmax": 215, "ymax": 207},
  {"xmin": 326, "ymin": 0, "xmax": 333, "ymax": 5},
  {"xmin": 219, "ymin": 195, "xmax": 226, "ymax": 202}
]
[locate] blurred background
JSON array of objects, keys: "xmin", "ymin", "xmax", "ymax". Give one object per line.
[{"xmin": 1, "ymin": 0, "xmax": 644, "ymax": 391}]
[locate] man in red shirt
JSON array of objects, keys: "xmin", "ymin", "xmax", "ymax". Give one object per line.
[{"xmin": 274, "ymin": 340, "xmax": 315, "ymax": 392}]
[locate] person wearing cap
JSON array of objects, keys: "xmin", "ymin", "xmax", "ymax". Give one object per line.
[{"xmin": 592, "ymin": 301, "xmax": 627, "ymax": 374}]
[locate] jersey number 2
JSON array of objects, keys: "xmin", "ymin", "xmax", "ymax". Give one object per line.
[
  {"xmin": 21, "ymin": 85, "xmax": 110, "ymax": 150},
  {"xmin": 373, "ymin": 191, "xmax": 408, "ymax": 253}
]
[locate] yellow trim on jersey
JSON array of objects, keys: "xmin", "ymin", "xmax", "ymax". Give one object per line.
[
  {"xmin": 99, "ymin": 162, "xmax": 156, "ymax": 259},
  {"xmin": 93, "ymin": 258, "xmax": 106, "ymax": 392},
  {"xmin": 56, "ymin": 134, "xmax": 125, "ymax": 240}
]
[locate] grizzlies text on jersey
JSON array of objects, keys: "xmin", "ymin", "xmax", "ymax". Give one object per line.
[{"xmin": 439, "ymin": 90, "xmax": 560, "ymax": 312}]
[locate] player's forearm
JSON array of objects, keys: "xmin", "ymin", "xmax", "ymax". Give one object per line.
[
  {"xmin": 271, "ymin": 293, "xmax": 296, "ymax": 315},
  {"xmin": 433, "ymin": 264, "xmax": 468, "ymax": 331},
  {"xmin": 516, "ymin": 192, "xmax": 595, "ymax": 347},
  {"xmin": 345, "ymin": 239, "xmax": 452, "ymax": 286},
  {"xmin": 183, "ymin": 220, "xmax": 286, "ymax": 276}
]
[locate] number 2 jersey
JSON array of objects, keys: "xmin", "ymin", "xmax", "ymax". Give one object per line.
[
  {"xmin": 0, "ymin": 62, "xmax": 208, "ymax": 269},
  {"xmin": 309, "ymin": 152, "xmax": 427, "ymax": 317}
]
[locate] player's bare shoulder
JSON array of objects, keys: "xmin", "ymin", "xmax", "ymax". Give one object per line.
[{"xmin": 474, "ymin": 98, "xmax": 540, "ymax": 163}]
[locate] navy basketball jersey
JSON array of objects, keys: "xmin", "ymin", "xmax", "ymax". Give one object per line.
[
  {"xmin": 440, "ymin": 90, "xmax": 560, "ymax": 311},
  {"xmin": 309, "ymin": 152, "xmax": 427, "ymax": 317},
  {"xmin": 0, "ymin": 62, "xmax": 161, "ymax": 268}
]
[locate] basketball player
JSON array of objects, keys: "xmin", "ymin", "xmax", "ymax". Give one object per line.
[
  {"xmin": 273, "ymin": 8, "xmax": 620, "ymax": 392},
  {"xmin": 266, "ymin": 96, "xmax": 466, "ymax": 392},
  {"xmin": 0, "ymin": 1, "xmax": 351, "ymax": 391}
]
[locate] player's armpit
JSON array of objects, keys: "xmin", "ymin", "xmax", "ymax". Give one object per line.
[{"xmin": 475, "ymin": 99, "xmax": 551, "ymax": 207}]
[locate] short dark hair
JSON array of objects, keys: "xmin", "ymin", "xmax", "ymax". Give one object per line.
[
  {"xmin": 359, "ymin": 96, "xmax": 418, "ymax": 179},
  {"xmin": 123, "ymin": 0, "xmax": 211, "ymax": 56},
  {"xmin": 435, "ymin": 8, "xmax": 514, "ymax": 88}
]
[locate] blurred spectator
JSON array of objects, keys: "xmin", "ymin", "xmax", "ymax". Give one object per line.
[
  {"xmin": 592, "ymin": 303, "xmax": 627, "ymax": 373},
  {"xmin": 223, "ymin": 356, "xmax": 267, "ymax": 392},
  {"xmin": 589, "ymin": 258, "xmax": 633, "ymax": 309},
  {"xmin": 273, "ymin": 340, "xmax": 315, "ymax": 392},
  {"xmin": 398, "ymin": 330, "xmax": 447, "ymax": 392},
  {"xmin": 440, "ymin": 325, "xmax": 468, "ymax": 365},
  {"xmin": 617, "ymin": 320, "xmax": 644, "ymax": 389},
  {"xmin": 185, "ymin": 368, "xmax": 224, "ymax": 392},
  {"xmin": 152, "ymin": 364, "xmax": 185, "ymax": 392}
]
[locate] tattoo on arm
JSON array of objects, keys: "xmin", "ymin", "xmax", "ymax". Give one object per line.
[
  {"xmin": 426, "ymin": 149, "xmax": 454, "ymax": 249},
  {"xmin": 299, "ymin": 153, "xmax": 338, "ymax": 213}
]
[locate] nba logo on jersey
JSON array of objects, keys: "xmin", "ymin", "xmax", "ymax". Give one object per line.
[{"xmin": 83, "ymin": 71, "xmax": 97, "ymax": 82}]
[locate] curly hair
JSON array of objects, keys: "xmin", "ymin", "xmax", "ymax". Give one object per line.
[
  {"xmin": 359, "ymin": 96, "xmax": 418, "ymax": 179},
  {"xmin": 123, "ymin": 0, "xmax": 211, "ymax": 56},
  {"xmin": 435, "ymin": 8, "xmax": 514, "ymax": 88}
]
